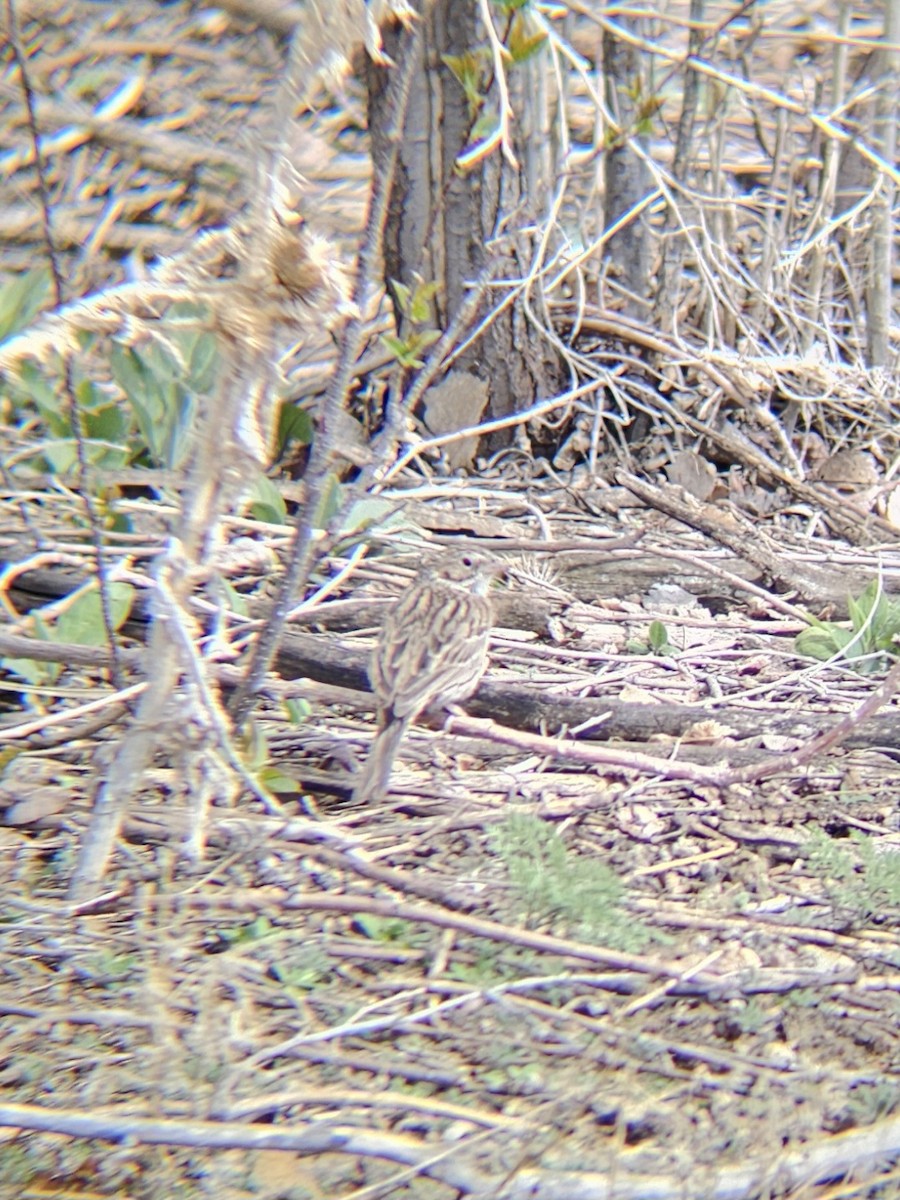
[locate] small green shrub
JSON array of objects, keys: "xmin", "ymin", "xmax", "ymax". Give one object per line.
[
  {"xmin": 0, "ymin": 282, "xmax": 220, "ymax": 474},
  {"xmin": 492, "ymin": 812, "xmax": 652, "ymax": 950},
  {"xmin": 2, "ymin": 582, "xmax": 134, "ymax": 688},
  {"xmin": 795, "ymin": 580, "xmax": 900, "ymax": 673},
  {"xmin": 805, "ymin": 827, "xmax": 900, "ymax": 919}
]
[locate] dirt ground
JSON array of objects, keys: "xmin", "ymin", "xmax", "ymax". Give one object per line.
[{"xmin": 1, "ymin": 2, "xmax": 900, "ymax": 1199}]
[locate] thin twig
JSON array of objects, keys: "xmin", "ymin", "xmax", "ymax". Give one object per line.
[{"xmin": 4, "ymin": 0, "xmax": 125, "ymax": 687}]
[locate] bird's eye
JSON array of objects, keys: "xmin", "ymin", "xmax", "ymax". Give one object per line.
[{"xmin": 461, "ymin": 555, "xmax": 473, "ymax": 568}]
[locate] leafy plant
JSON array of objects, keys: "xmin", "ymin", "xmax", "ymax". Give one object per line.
[
  {"xmin": 381, "ymin": 276, "xmax": 442, "ymax": 369},
  {"xmin": 2, "ymin": 298, "xmax": 219, "ymax": 475},
  {"xmin": 237, "ymin": 720, "xmax": 306, "ymax": 802},
  {"xmin": 648, "ymin": 619, "xmax": 675, "ymax": 655},
  {"xmin": 109, "ymin": 304, "xmax": 218, "ymax": 468},
  {"xmin": 9, "ymin": 360, "xmax": 132, "ymax": 475},
  {"xmin": 805, "ymin": 827, "xmax": 900, "ymax": 919},
  {"xmin": 354, "ymin": 914, "xmax": 426, "ymax": 947},
  {"xmin": 442, "ymin": 49, "xmax": 488, "ymax": 118},
  {"xmin": 506, "ymin": 11, "xmax": 547, "ymax": 63},
  {"xmin": 0, "ymin": 267, "xmax": 51, "ymax": 341},
  {"xmin": 283, "ymin": 697, "xmax": 312, "ymax": 725},
  {"xmin": 727, "ymin": 998, "xmax": 769, "ymax": 1036},
  {"xmin": 247, "ymin": 473, "xmax": 288, "ymax": 525},
  {"xmin": 795, "ymin": 580, "xmax": 900, "ymax": 673},
  {"xmin": 2, "ymin": 582, "xmax": 135, "ymax": 688},
  {"xmin": 625, "ymin": 619, "xmax": 676, "ymax": 656},
  {"xmin": 491, "ymin": 812, "xmax": 651, "ymax": 949},
  {"xmin": 840, "ymin": 1082, "xmax": 900, "ymax": 1126},
  {"xmin": 211, "ymin": 915, "xmax": 277, "ymax": 949},
  {"xmin": 274, "ymin": 400, "xmax": 313, "ymax": 460},
  {"xmin": 268, "ymin": 947, "xmax": 333, "ymax": 992},
  {"xmin": 448, "ymin": 947, "xmax": 530, "ymax": 985}
]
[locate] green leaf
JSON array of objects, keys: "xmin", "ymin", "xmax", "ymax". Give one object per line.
[
  {"xmin": 0, "ymin": 268, "xmax": 52, "ymax": 342},
  {"xmin": 276, "ymin": 401, "xmax": 314, "ymax": 457},
  {"xmin": 241, "ymin": 720, "xmax": 269, "ymax": 772},
  {"xmin": 222, "ymin": 579, "xmax": 248, "ymax": 618},
  {"xmin": 168, "ymin": 300, "xmax": 210, "ymax": 323},
  {"xmin": 441, "ymin": 50, "xmax": 487, "ymax": 116},
  {"xmin": 390, "ymin": 279, "xmax": 411, "ymax": 316},
  {"xmin": 847, "ymin": 584, "xmax": 874, "ymax": 630},
  {"xmin": 411, "ymin": 328, "xmax": 441, "ymax": 353},
  {"xmin": 339, "ymin": 497, "xmax": 399, "ymax": 537},
  {"xmin": 76, "ymin": 379, "xmax": 130, "ymax": 447},
  {"xmin": 74, "ymin": 376, "xmax": 110, "ymax": 412},
  {"xmin": 441, "ymin": 50, "xmax": 483, "ymax": 90},
  {"xmin": 40, "ymin": 440, "xmax": 79, "ymax": 475},
  {"xmin": 110, "ymin": 341, "xmax": 194, "ymax": 467},
  {"xmin": 110, "ymin": 343, "xmax": 164, "ymax": 457},
  {"xmin": 187, "ymin": 331, "xmax": 219, "ymax": 394},
  {"xmin": 269, "ymin": 956, "xmax": 330, "ymax": 991},
  {"xmin": 379, "ymin": 333, "xmax": 412, "ymax": 365},
  {"xmin": 379, "ymin": 329, "xmax": 439, "ymax": 370},
  {"xmin": 648, "ymin": 620, "xmax": 672, "ymax": 654},
  {"xmin": 795, "ymin": 578, "xmax": 900, "ymax": 671},
  {"xmin": 54, "ymin": 583, "xmax": 135, "ymax": 646},
  {"xmin": 1, "ymin": 655, "xmax": 60, "ymax": 687},
  {"xmin": 355, "ymin": 915, "xmax": 416, "ymax": 943},
  {"xmin": 314, "ymin": 472, "xmax": 343, "ymax": 528},
  {"xmin": 258, "ymin": 766, "xmax": 302, "ymax": 795},
  {"xmin": 283, "ymin": 698, "xmax": 311, "ymax": 725},
  {"xmin": 507, "ymin": 12, "xmax": 546, "ymax": 62},
  {"xmin": 13, "ymin": 360, "xmax": 69, "ymax": 435},
  {"xmin": 247, "ymin": 473, "xmax": 288, "ymax": 525},
  {"xmin": 142, "ymin": 338, "xmax": 181, "ymax": 382},
  {"xmin": 160, "ymin": 389, "xmax": 195, "ymax": 469},
  {"xmin": 109, "ymin": 342, "xmax": 148, "ymax": 401},
  {"xmin": 635, "ymin": 101, "xmax": 664, "ymax": 137},
  {"xmin": 408, "ymin": 280, "xmax": 440, "ymax": 325},
  {"xmin": 230, "ymin": 916, "xmax": 274, "ymax": 944},
  {"xmin": 794, "ymin": 625, "xmax": 853, "ymax": 662},
  {"xmin": 5, "ymin": 586, "xmax": 133, "ymax": 681},
  {"xmin": 380, "ymin": 334, "xmax": 406, "ymax": 358},
  {"xmin": 470, "ymin": 112, "xmax": 500, "ymax": 145},
  {"xmin": 83, "ymin": 402, "xmax": 128, "ymax": 446}
]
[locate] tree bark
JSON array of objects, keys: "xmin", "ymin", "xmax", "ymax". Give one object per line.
[
  {"xmin": 366, "ymin": 0, "xmax": 561, "ymax": 447},
  {"xmin": 602, "ymin": 18, "xmax": 653, "ymax": 319}
]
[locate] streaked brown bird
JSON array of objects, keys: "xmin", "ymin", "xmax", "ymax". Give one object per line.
[{"xmin": 351, "ymin": 550, "xmax": 500, "ymax": 802}]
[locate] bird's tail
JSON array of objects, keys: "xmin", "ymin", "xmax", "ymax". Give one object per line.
[{"xmin": 351, "ymin": 717, "xmax": 408, "ymax": 802}]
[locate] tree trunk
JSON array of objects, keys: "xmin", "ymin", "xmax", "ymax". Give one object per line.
[
  {"xmin": 366, "ymin": 0, "xmax": 561, "ymax": 449},
  {"xmin": 865, "ymin": 0, "xmax": 899, "ymax": 367},
  {"xmin": 602, "ymin": 18, "xmax": 653, "ymax": 320}
]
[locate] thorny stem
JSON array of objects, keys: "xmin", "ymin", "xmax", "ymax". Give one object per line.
[{"xmin": 228, "ymin": 13, "xmax": 426, "ymax": 727}]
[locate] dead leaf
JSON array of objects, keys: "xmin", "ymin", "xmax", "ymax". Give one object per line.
[
  {"xmin": 4, "ymin": 789, "xmax": 68, "ymax": 825},
  {"xmin": 666, "ymin": 449, "xmax": 718, "ymax": 501},
  {"xmin": 682, "ymin": 720, "xmax": 736, "ymax": 744},
  {"xmin": 812, "ymin": 449, "xmax": 879, "ymax": 488},
  {"xmin": 422, "ymin": 370, "xmax": 489, "ymax": 470}
]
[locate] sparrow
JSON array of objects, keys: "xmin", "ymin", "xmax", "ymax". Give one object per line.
[{"xmin": 351, "ymin": 550, "xmax": 499, "ymax": 801}]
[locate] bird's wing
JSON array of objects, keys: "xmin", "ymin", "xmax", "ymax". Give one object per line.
[{"xmin": 371, "ymin": 589, "xmax": 491, "ymax": 721}]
